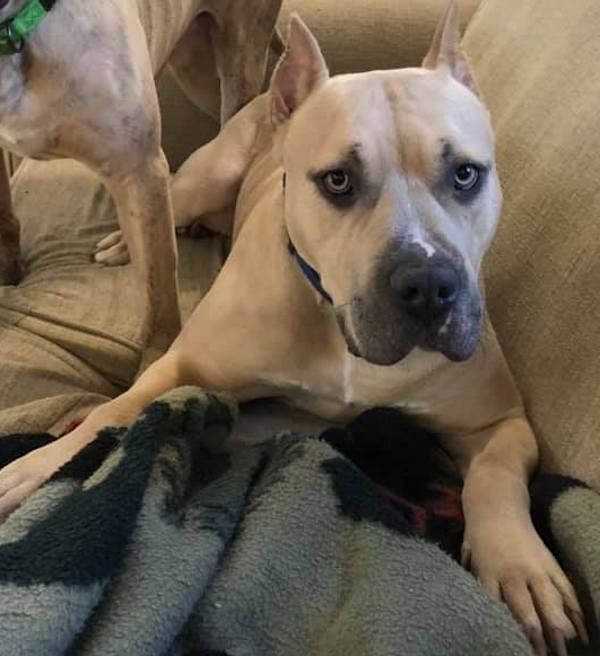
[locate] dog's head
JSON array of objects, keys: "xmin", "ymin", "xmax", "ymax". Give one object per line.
[{"xmin": 270, "ymin": 2, "xmax": 502, "ymax": 366}]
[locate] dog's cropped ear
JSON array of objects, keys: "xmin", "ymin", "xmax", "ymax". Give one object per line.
[
  {"xmin": 422, "ymin": 0, "xmax": 477, "ymax": 94},
  {"xmin": 270, "ymin": 14, "xmax": 329, "ymax": 125}
]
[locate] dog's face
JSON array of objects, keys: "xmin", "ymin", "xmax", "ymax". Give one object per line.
[{"xmin": 272, "ymin": 3, "xmax": 501, "ymax": 365}]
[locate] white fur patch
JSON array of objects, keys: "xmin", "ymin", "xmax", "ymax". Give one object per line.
[
  {"xmin": 438, "ymin": 313, "xmax": 452, "ymax": 336},
  {"xmin": 342, "ymin": 353, "xmax": 354, "ymax": 404},
  {"xmin": 260, "ymin": 374, "xmax": 310, "ymax": 392},
  {"xmin": 412, "ymin": 235, "xmax": 436, "ymax": 258}
]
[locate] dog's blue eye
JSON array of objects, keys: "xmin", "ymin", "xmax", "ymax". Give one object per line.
[
  {"xmin": 322, "ymin": 170, "xmax": 353, "ymax": 195},
  {"xmin": 454, "ymin": 164, "xmax": 480, "ymax": 191}
]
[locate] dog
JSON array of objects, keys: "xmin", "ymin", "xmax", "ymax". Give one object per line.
[
  {"xmin": 0, "ymin": 3, "xmax": 589, "ymax": 654},
  {"xmin": 0, "ymin": 0, "xmax": 282, "ymax": 362}
]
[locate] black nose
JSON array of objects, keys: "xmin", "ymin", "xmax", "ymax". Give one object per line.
[{"xmin": 391, "ymin": 264, "xmax": 460, "ymax": 321}]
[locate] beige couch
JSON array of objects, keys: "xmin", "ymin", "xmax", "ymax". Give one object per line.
[{"xmin": 0, "ymin": 0, "xmax": 598, "ymax": 491}]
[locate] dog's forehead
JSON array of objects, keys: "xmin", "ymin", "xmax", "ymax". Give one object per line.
[{"xmin": 286, "ymin": 69, "xmax": 494, "ymax": 171}]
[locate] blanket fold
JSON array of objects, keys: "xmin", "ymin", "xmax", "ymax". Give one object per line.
[{"xmin": 0, "ymin": 387, "xmax": 597, "ymax": 656}]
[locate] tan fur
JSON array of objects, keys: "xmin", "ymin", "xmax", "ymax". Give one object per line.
[{"xmin": 0, "ymin": 4, "xmax": 587, "ymax": 653}]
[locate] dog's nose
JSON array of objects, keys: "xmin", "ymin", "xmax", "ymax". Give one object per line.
[{"xmin": 391, "ymin": 264, "xmax": 460, "ymax": 321}]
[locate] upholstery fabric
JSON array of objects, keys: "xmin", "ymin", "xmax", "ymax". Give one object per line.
[
  {"xmin": 462, "ymin": 0, "xmax": 600, "ymax": 487},
  {"xmin": 0, "ymin": 159, "xmax": 222, "ymax": 435}
]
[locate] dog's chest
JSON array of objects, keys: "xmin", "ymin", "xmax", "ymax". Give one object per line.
[{"xmin": 272, "ymin": 351, "xmax": 443, "ymax": 423}]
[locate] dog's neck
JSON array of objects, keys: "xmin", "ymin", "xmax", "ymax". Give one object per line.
[
  {"xmin": 281, "ymin": 171, "xmax": 334, "ymax": 305},
  {"xmin": 286, "ymin": 239, "xmax": 333, "ymax": 305}
]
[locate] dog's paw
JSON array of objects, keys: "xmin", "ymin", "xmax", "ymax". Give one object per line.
[
  {"xmin": 463, "ymin": 523, "xmax": 588, "ymax": 655},
  {"xmin": 94, "ymin": 230, "xmax": 130, "ymax": 266},
  {"xmin": 0, "ymin": 443, "xmax": 69, "ymax": 519}
]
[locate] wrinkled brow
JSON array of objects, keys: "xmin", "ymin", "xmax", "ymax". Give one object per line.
[
  {"xmin": 310, "ymin": 144, "xmax": 365, "ymax": 177},
  {"xmin": 440, "ymin": 139, "xmax": 490, "ymax": 172}
]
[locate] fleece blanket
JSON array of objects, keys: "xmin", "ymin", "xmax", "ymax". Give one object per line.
[{"xmin": 0, "ymin": 387, "xmax": 598, "ymax": 656}]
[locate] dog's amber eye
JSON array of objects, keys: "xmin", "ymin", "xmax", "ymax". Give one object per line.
[
  {"xmin": 454, "ymin": 164, "xmax": 480, "ymax": 191},
  {"xmin": 322, "ymin": 170, "xmax": 353, "ymax": 195}
]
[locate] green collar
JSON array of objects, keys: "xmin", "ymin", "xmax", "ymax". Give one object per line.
[{"xmin": 0, "ymin": 0, "xmax": 55, "ymax": 56}]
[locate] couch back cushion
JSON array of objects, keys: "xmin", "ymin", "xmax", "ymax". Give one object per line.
[
  {"xmin": 462, "ymin": 0, "xmax": 600, "ymax": 486},
  {"xmin": 159, "ymin": 0, "xmax": 480, "ymax": 170}
]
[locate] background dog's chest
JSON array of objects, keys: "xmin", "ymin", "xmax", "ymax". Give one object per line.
[
  {"xmin": 0, "ymin": 57, "xmax": 26, "ymax": 117},
  {"xmin": 0, "ymin": 60, "xmax": 49, "ymax": 156},
  {"xmin": 0, "ymin": 57, "xmax": 68, "ymax": 157}
]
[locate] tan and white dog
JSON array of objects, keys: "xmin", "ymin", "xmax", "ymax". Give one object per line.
[
  {"xmin": 0, "ymin": 0, "xmax": 282, "ymax": 360},
  {"xmin": 0, "ymin": 3, "xmax": 589, "ymax": 654}
]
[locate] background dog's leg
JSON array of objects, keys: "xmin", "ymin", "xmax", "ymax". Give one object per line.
[
  {"xmin": 70, "ymin": 12, "xmax": 183, "ymax": 368},
  {"xmin": 167, "ymin": 14, "xmax": 222, "ymax": 123},
  {"xmin": 104, "ymin": 150, "xmax": 181, "ymax": 367},
  {"xmin": 200, "ymin": 0, "xmax": 284, "ymax": 122},
  {"xmin": 0, "ymin": 151, "xmax": 21, "ymax": 285},
  {"xmin": 168, "ymin": 6, "xmax": 285, "ymax": 125}
]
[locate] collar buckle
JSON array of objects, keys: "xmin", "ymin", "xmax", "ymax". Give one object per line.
[{"xmin": 0, "ymin": 22, "xmax": 23, "ymax": 55}]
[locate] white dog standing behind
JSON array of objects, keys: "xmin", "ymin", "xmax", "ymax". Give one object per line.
[{"xmin": 0, "ymin": 0, "xmax": 282, "ymax": 360}]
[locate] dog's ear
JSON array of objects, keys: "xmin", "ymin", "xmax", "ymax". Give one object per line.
[
  {"xmin": 270, "ymin": 14, "xmax": 329, "ymax": 124},
  {"xmin": 422, "ymin": 0, "xmax": 477, "ymax": 94}
]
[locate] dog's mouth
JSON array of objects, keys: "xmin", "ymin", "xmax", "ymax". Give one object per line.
[{"xmin": 336, "ymin": 300, "xmax": 483, "ymax": 367}]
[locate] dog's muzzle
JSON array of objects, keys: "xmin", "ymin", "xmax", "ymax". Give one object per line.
[{"xmin": 340, "ymin": 246, "xmax": 483, "ymax": 366}]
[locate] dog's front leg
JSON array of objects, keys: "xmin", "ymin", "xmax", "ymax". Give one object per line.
[
  {"xmin": 0, "ymin": 351, "xmax": 186, "ymax": 518},
  {"xmin": 103, "ymin": 152, "xmax": 181, "ymax": 368},
  {"xmin": 0, "ymin": 151, "xmax": 21, "ymax": 285},
  {"xmin": 458, "ymin": 417, "xmax": 587, "ymax": 655}
]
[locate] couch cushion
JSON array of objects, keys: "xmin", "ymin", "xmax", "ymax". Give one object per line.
[
  {"xmin": 0, "ymin": 159, "xmax": 224, "ymax": 435},
  {"xmin": 278, "ymin": 0, "xmax": 479, "ymax": 74},
  {"xmin": 462, "ymin": 0, "xmax": 600, "ymax": 487}
]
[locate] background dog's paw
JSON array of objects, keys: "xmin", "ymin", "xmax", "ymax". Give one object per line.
[{"xmin": 94, "ymin": 230, "xmax": 130, "ymax": 266}]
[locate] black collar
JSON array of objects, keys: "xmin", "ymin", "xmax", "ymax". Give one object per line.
[{"xmin": 282, "ymin": 173, "xmax": 333, "ymax": 305}]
